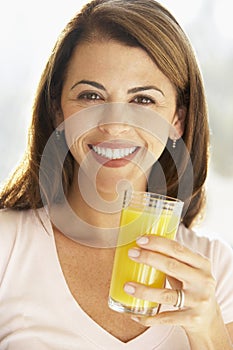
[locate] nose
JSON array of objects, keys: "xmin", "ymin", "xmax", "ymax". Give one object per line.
[
  {"xmin": 97, "ymin": 103, "xmax": 132, "ymax": 135},
  {"xmin": 98, "ymin": 122, "xmax": 131, "ymax": 135}
]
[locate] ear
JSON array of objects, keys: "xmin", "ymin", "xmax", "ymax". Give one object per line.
[{"xmin": 169, "ymin": 106, "xmax": 186, "ymax": 140}]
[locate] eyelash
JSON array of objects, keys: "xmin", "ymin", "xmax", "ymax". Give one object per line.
[
  {"xmin": 78, "ymin": 92, "xmax": 102, "ymax": 101},
  {"xmin": 77, "ymin": 92, "xmax": 156, "ymax": 105},
  {"xmin": 132, "ymin": 95, "xmax": 155, "ymax": 105}
]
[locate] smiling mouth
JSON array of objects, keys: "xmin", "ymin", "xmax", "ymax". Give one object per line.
[{"xmin": 88, "ymin": 144, "xmax": 139, "ymax": 160}]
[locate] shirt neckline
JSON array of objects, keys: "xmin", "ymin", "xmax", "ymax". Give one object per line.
[{"xmin": 41, "ymin": 207, "xmax": 175, "ymax": 349}]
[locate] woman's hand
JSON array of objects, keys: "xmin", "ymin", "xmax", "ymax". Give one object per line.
[{"xmin": 124, "ymin": 235, "xmax": 232, "ymax": 348}]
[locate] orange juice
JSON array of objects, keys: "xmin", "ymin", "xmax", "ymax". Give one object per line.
[{"xmin": 109, "ymin": 205, "xmax": 180, "ymax": 315}]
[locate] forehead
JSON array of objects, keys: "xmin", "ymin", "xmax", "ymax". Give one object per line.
[
  {"xmin": 67, "ymin": 40, "xmax": 173, "ymax": 82},
  {"xmin": 67, "ymin": 40, "xmax": 155, "ymax": 70},
  {"xmin": 64, "ymin": 40, "xmax": 176, "ymax": 96}
]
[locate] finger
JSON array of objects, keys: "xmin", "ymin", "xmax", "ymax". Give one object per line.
[
  {"xmin": 166, "ymin": 276, "xmax": 182, "ymax": 291},
  {"xmin": 136, "ymin": 235, "xmax": 211, "ymax": 271},
  {"xmin": 131, "ymin": 308, "xmax": 192, "ymax": 328},
  {"xmin": 128, "ymin": 248, "xmax": 201, "ymax": 284},
  {"xmin": 124, "ymin": 282, "xmax": 193, "ymax": 308}
]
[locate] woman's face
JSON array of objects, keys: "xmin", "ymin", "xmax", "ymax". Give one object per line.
[{"xmin": 60, "ymin": 40, "xmax": 182, "ymax": 195}]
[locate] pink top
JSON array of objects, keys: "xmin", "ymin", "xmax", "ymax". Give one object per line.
[{"xmin": 0, "ymin": 208, "xmax": 233, "ymax": 349}]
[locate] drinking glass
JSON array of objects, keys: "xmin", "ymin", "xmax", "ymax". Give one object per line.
[{"xmin": 108, "ymin": 190, "xmax": 184, "ymax": 316}]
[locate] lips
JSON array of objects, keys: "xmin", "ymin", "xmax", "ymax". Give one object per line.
[{"xmin": 88, "ymin": 142, "xmax": 141, "ymax": 167}]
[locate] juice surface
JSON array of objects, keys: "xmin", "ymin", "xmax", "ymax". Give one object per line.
[{"xmin": 109, "ymin": 206, "xmax": 179, "ymax": 311}]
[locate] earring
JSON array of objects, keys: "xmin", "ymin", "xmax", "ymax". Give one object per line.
[
  {"xmin": 55, "ymin": 130, "xmax": 62, "ymax": 140},
  {"xmin": 172, "ymin": 137, "xmax": 177, "ymax": 149}
]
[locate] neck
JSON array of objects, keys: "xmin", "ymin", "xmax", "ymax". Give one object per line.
[
  {"xmin": 67, "ymin": 165, "xmax": 148, "ymax": 229},
  {"xmin": 50, "ymin": 165, "xmax": 148, "ymax": 247}
]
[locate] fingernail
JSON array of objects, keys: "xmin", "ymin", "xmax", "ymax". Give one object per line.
[
  {"xmin": 124, "ymin": 284, "xmax": 135, "ymax": 295},
  {"xmin": 128, "ymin": 248, "xmax": 140, "ymax": 258},
  {"xmin": 137, "ymin": 236, "xmax": 149, "ymax": 245}
]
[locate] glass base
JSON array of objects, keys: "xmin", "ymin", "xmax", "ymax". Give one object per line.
[{"xmin": 108, "ymin": 297, "xmax": 160, "ymax": 316}]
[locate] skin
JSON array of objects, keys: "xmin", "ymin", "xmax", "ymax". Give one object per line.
[
  {"xmin": 58, "ymin": 40, "xmax": 233, "ymax": 347},
  {"xmin": 125, "ymin": 236, "xmax": 233, "ymax": 348},
  {"xmin": 60, "ymin": 40, "xmax": 183, "ymax": 206}
]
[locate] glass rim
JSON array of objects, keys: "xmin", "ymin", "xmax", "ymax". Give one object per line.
[{"xmin": 124, "ymin": 190, "xmax": 184, "ymax": 205}]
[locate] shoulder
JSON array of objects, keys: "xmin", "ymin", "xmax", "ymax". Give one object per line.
[
  {"xmin": 0, "ymin": 207, "xmax": 38, "ymax": 252},
  {"xmin": 176, "ymin": 224, "xmax": 233, "ymax": 291},
  {"xmin": 177, "ymin": 224, "xmax": 233, "ymax": 323},
  {"xmin": 0, "ymin": 208, "xmax": 24, "ymax": 240},
  {"xmin": 177, "ymin": 224, "xmax": 233, "ymax": 260},
  {"xmin": 0, "ymin": 208, "xmax": 45, "ymax": 237},
  {"xmin": 0, "ymin": 207, "xmax": 49, "ymax": 231},
  {"xmin": 0, "ymin": 207, "xmax": 50, "ymax": 280},
  {"xmin": 0, "ymin": 209, "xmax": 24, "ymax": 282}
]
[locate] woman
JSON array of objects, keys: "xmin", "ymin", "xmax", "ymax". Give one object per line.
[{"xmin": 0, "ymin": 0, "xmax": 232, "ymax": 349}]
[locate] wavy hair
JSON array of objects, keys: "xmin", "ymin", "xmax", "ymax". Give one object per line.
[{"xmin": 0, "ymin": 0, "xmax": 209, "ymax": 227}]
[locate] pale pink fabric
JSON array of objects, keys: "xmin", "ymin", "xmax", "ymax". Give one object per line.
[{"xmin": 0, "ymin": 208, "xmax": 233, "ymax": 349}]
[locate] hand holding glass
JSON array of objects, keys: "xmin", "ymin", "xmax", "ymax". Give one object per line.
[{"xmin": 108, "ymin": 190, "xmax": 184, "ymax": 316}]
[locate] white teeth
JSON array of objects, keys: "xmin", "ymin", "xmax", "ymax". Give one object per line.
[
  {"xmin": 106, "ymin": 148, "xmax": 112, "ymax": 159},
  {"xmin": 92, "ymin": 146, "xmax": 137, "ymax": 160}
]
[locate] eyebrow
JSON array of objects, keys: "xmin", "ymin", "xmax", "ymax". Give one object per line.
[
  {"xmin": 71, "ymin": 80, "xmax": 105, "ymax": 91},
  {"xmin": 71, "ymin": 79, "xmax": 164, "ymax": 96},
  {"xmin": 127, "ymin": 85, "xmax": 164, "ymax": 96}
]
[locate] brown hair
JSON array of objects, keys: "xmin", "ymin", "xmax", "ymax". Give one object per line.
[{"xmin": 0, "ymin": 0, "xmax": 209, "ymax": 227}]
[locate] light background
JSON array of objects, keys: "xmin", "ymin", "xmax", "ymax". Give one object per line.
[{"xmin": 0, "ymin": 0, "xmax": 232, "ymax": 244}]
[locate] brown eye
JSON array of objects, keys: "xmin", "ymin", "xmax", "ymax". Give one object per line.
[
  {"xmin": 133, "ymin": 96, "xmax": 155, "ymax": 105},
  {"xmin": 78, "ymin": 92, "xmax": 102, "ymax": 101}
]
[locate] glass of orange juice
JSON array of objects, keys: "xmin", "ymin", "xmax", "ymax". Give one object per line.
[{"xmin": 108, "ymin": 190, "xmax": 184, "ymax": 316}]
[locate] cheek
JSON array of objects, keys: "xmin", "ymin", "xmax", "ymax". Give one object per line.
[
  {"xmin": 62, "ymin": 109, "xmax": 92, "ymax": 164},
  {"xmin": 147, "ymin": 138, "xmax": 167, "ymax": 165},
  {"xmin": 67, "ymin": 141, "xmax": 83, "ymax": 167},
  {"xmin": 64, "ymin": 123, "xmax": 87, "ymax": 166},
  {"xmin": 137, "ymin": 128, "xmax": 168, "ymax": 162},
  {"xmin": 151, "ymin": 138, "xmax": 166, "ymax": 156},
  {"xmin": 61, "ymin": 90, "xmax": 84, "ymax": 120},
  {"xmin": 62, "ymin": 106, "xmax": 84, "ymax": 121}
]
